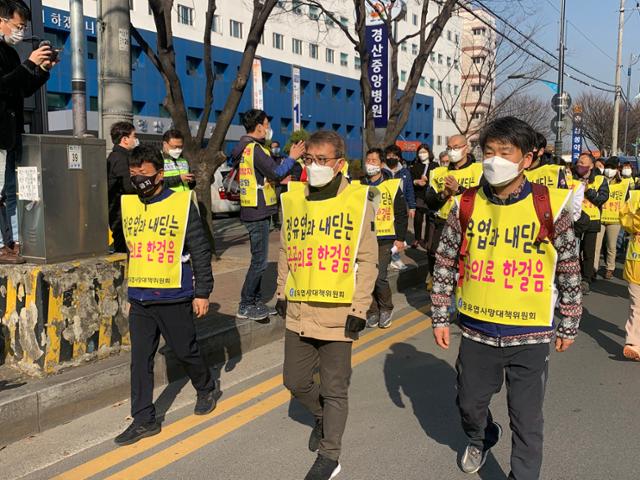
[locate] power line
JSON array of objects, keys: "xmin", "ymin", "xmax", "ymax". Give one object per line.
[
  {"xmin": 457, "ymin": 2, "xmax": 616, "ymax": 93},
  {"xmin": 473, "ymin": 0, "xmax": 615, "ymax": 88}
]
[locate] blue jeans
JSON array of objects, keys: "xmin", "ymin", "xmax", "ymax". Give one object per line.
[{"xmin": 240, "ymin": 218, "xmax": 270, "ymax": 306}]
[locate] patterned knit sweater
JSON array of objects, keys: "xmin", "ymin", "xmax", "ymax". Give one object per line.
[{"xmin": 430, "ymin": 180, "xmax": 583, "ymax": 347}]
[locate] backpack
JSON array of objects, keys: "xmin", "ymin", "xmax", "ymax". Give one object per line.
[{"xmin": 457, "ymin": 183, "xmax": 555, "ymax": 285}]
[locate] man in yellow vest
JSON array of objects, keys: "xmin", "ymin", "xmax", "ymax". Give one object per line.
[
  {"xmin": 161, "ymin": 129, "xmax": 194, "ymax": 192},
  {"xmin": 596, "ymin": 158, "xmax": 633, "ymax": 279},
  {"xmin": 231, "ymin": 109, "xmax": 305, "ymax": 321},
  {"xmin": 361, "ymin": 147, "xmax": 408, "ymax": 329},
  {"xmin": 276, "ymin": 131, "xmax": 378, "ymax": 480},
  {"xmin": 425, "ymin": 135, "xmax": 482, "ymax": 281},
  {"xmin": 431, "ymin": 117, "xmax": 582, "ymax": 479},
  {"xmin": 115, "ymin": 145, "xmax": 215, "ymax": 446},
  {"xmin": 524, "ymin": 132, "xmax": 567, "ymax": 188},
  {"xmin": 571, "ymin": 153, "xmax": 609, "ymax": 293},
  {"xmin": 620, "ymin": 190, "xmax": 640, "ymax": 360}
]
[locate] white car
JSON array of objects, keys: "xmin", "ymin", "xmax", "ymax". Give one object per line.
[{"xmin": 211, "ymin": 163, "xmax": 240, "ymax": 215}]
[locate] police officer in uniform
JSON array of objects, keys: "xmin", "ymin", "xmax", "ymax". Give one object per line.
[{"xmin": 161, "ymin": 129, "xmax": 195, "ymax": 192}]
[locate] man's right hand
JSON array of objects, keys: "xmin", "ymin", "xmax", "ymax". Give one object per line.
[
  {"xmin": 181, "ymin": 173, "xmax": 195, "ymax": 183},
  {"xmin": 289, "ymin": 141, "xmax": 305, "ymax": 160},
  {"xmin": 443, "ymin": 176, "xmax": 459, "ymax": 197},
  {"xmin": 433, "ymin": 326, "xmax": 450, "ymax": 349},
  {"xmin": 29, "ymin": 46, "xmax": 53, "ymax": 66}
]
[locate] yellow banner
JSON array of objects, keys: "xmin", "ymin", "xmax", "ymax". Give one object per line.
[
  {"xmin": 429, "ymin": 163, "xmax": 483, "ymax": 219},
  {"xmin": 121, "ymin": 191, "xmax": 191, "ymax": 288},
  {"xmin": 282, "ymin": 184, "xmax": 368, "ymax": 303},
  {"xmin": 456, "ymin": 188, "xmax": 571, "ymax": 327},
  {"xmin": 374, "ymin": 178, "xmax": 401, "ymax": 237},
  {"xmin": 239, "ymin": 142, "xmax": 277, "ymax": 207},
  {"xmin": 524, "ymin": 164, "xmax": 563, "ymax": 188},
  {"xmin": 581, "ymin": 175, "xmax": 606, "ymax": 221},
  {"xmin": 601, "ymin": 178, "xmax": 632, "ymax": 224}
]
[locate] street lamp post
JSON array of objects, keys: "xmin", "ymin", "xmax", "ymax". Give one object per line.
[{"xmin": 624, "ymin": 54, "xmax": 640, "ymax": 155}]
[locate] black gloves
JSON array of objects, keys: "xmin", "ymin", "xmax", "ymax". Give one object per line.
[
  {"xmin": 275, "ymin": 299, "xmax": 287, "ymax": 318},
  {"xmin": 345, "ymin": 315, "xmax": 366, "ymax": 340}
]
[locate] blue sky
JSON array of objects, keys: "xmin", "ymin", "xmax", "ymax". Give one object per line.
[{"xmin": 509, "ymin": 0, "xmax": 640, "ymax": 101}]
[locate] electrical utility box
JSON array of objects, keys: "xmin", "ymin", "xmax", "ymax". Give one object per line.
[{"xmin": 17, "ymin": 135, "xmax": 108, "ymax": 264}]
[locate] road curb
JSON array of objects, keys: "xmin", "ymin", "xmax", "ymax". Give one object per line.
[{"xmin": 0, "ymin": 253, "xmax": 428, "ymax": 447}]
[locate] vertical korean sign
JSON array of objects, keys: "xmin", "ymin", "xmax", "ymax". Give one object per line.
[
  {"xmin": 571, "ymin": 105, "xmax": 583, "ymax": 163},
  {"xmin": 252, "ymin": 59, "xmax": 264, "ymax": 110},
  {"xmin": 292, "ymin": 66, "xmax": 301, "ymax": 131},
  {"xmin": 366, "ymin": 23, "xmax": 389, "ymax": 128}
]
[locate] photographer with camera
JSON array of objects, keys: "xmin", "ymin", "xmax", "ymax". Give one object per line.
[{"xmin": 0, "ymin": 0, "xmax": 57, "ymax": 263}]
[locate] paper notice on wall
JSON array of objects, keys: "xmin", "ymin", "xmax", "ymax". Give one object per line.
[{"xmin": 17, "ymin": 167, "xmax": 40, "ymax": 202}]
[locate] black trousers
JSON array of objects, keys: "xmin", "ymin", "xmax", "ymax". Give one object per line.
[
  {"xmin": 283, "ymin": 329, "xmax": 352, "ymax": 461},
  {"xmin": 456, "ymin": 337, "xmax": 549, "ymax": 480},
  {"xmin": 413, "ymin": 207, "xmax": 430, "ymax": 243},
  {"xmin": 581, "ymin": 230, "xmax": 598, "ymax": 283},
  {"xmin": 129, "ymin": 301, "xmax": 214, "ymax": 424},
  {"xmin": 368, "ymin": 241, "xmax": 394, "ymax": 316}
]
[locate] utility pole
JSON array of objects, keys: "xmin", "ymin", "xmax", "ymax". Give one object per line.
[
  {"xmin": 554, "ymin": 0, "xmax": 567, "ymax": 155},
  {"xmin": 611, "ymin": 0, "xmax": 625, "ymax": 155},
  {"xmin": 69, "ymin": 0, "xmax": 87, "ymax": 136},
  {"xmin": 624, "ymin": 54, "xmax": 639, "ymax": 155},
  {"xmin": 100, "ymin": 0, "xmax": 133, "ymax": 151}
]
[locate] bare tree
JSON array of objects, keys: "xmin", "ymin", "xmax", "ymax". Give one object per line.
[
  {"xmin": 301, "ymin": 0, "xmax": 459, "ymax": 148},
  {"xmin": 487, "ymin": 93, "xmax": 552, "ymax": 136},
  {"xmin": 131, "ymin": 0, "xmax": 278, "ymax": 251}
]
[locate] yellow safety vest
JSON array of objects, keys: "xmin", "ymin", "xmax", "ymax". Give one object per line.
[
  {"xmin": 429, "ymin": 163, "xmax": 483, "ymax": 219},
  {"xmin": 455, "ymin": 187, "xmax": 572, "ymax": 327},
  {"xmin": 341, "ymin": 160, "xmax": 350, "ymax": 179},
  {"xmin": 601, "ymin": 178, "xmax": 632, "ymax": 224},
  {"xmin": 580, "ymin": 175, "xmax": 606, "ymax": 221},
  {"xmin": 524, "ymin": 164, "xmax": 563, "ymax": 188},
  {"xmin": 163, "ymin": 156, "xmax": 191, "ymax": 192},
  {"xmin": 622, "ymin": 192, "xmax": 640, "ymax": 283},
  {"xmin": 239, "ymin": 142, "xmax": 277, "ymax": 207},
  {"xmin": 281, "ymin": 183, "xmax": 368, "ymax": 303},
  {"xmin": 374, "ymin": 178, "xmax": 401, "ymax": 238},
  {"xmin": 121, "ymin": 191, "xmax": 191, "ymax": 288}
]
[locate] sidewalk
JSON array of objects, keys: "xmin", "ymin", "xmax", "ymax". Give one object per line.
[{"xmin": 0, "ymin": 219, "xmax": 430, "ymax": 446}]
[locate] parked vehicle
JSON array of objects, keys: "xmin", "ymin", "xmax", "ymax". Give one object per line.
[{"xmin": 211, "ymin": 163, "xmax": 240, "ymax": 215}]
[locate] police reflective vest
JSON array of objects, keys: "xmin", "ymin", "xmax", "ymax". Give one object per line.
[
  {"xmin": 121, "ymin": 191, "xmax": 192, "ymax": 288},
  {"xmin": 163, "ymin": 155, "xmax": 191, "ymax": 192},
  {"xmin": 580, "ymin": 175, "xmax": 606, "ymax": 221},
  {"xmin": 455, "ymin": 187, "xmax": 572, "ymax": 327},
  {"xmin": 601, "ymin": 178, "xmax": 633, "ymax": 224},
  {"xmin": 281, "ymin": 183, "xmax": 368, "ymax": 304},
  {"xmin": 524, "ymin": 164, "xmax": 564, "ymax": 188},
  {"xmin": 429, "ymin": 163, "xmax": 483, "ymax": 219},
  {"xmin": 239, "ymin": 142, "xmax": 277, "ymax": 208},
  {"xmin": 374, "ymin": 178, "xmax": 401, "ymax": 238}
]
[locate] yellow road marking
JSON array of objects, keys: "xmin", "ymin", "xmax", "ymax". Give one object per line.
[
  {"xmin": 52, "ymin": 307, "xmax": 428, "ymax": 480},
  {"xmin": 105, "ymin": 320, "xmax": 431, "ymax": 480}
]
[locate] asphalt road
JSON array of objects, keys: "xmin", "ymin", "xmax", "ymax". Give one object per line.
[{"xmin": 3, "ymin": 273, "xmax": 640, "ymax": 480}]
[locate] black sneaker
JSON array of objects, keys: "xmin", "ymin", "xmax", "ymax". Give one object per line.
[
  {"xmin": 304, "ymin": 454, "xmax": 341, "ymax": 480},
  {"xmin": 308, "ymin": 417, "xmax": 323, "ymax": 452},
  {"xmin": 460, "ymin": 422, "xmax": 502, "ymax": 474},
  {"xmin": 247, "ymin": 303, "xmax": 270, "ymax": 321},
  {"xmin": 194, "ymin": 390, "xmax": 217, "ymax": 416},
  {"xmin": 114, "ymin": 421, "xmax": 161, "ymax": 446},
  {"xmin": 256, "ymin": 301, "xmax": 278, "ymax": 316}
]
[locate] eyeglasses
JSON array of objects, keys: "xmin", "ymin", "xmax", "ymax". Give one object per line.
[
  {"xmin": 302, "ymin": 155, "xmax": 341, "ymax": 166},
  {"xmin": 2, "ymin": 18, "xmax": 27, "ymax": 31}
]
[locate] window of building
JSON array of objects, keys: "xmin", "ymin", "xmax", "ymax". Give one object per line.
[
  {"xmin": 438, "ymin": 80, "xmax": 443, "ymax": 91},
  {"xmin": 326, "ymin": 48, "xmax": 334, "ymax": 64},
  {"xmin": 472, "ymin": 27, "xmax": 486, "ymax": 36},
  {"xmin": 471, "ymin": 84, "xmax": 483, "ymax": 92},
  {"xmin": 430, "ymin": 52, "xmax": 435, "ymax": 62},
  {"xmin": 454, "ymin": 85, "xmax": 459, "ymax": 95},
  {"xmin": 346, "ymin": 89, "xmax": 355, "ymax": 99},
  {"xmin": 472, "ymin": 56, "xmax": 486, "ymax": 65},
  {"xmin": 316, "ymin": 82, "xmax": 325, "ymax": 98},
  {"xmin": 400, "ymin": 70, "xmax": 407, "ymax": 82},
  {"xmin": 87, "ymin": 38, "xmax": 97, "ymax": 60},
  {"xmin": 177, "ymin": 4, "xmax": 193, "ymax": 25},
  {"xmin": 429, "ymin": 78, "xmax": 435, "ymax": 89},
  {"xmin": 447, "ymin": 30, "xmax": 452, "ymax": 41},
  {"xmin": 447, "ymin": 56, "xmax": 452, "ymax": 67},
  {"xmin": 472, "ymin": 112, "xmax": 485, "ymax": 120},
  {"xmin": 412, "ymin": 13, "xmax": 418, "ymax": 25},
  {"xmin": 309, "ymin": 5, "xmax": 320, "ymax": 20},
  {"xmin": 188, "ymin": 107, "xmax": 203, "ymax": 121},
  {"xmin": 292, "ymin": 38, "xmax": 303, "ymax": 55},
  {"xmin": 230, "ymin": 20, "xmax": 243, "ymax": 38},
  {"xmin": 273, "ymin": 32, "xmax": 284, "ymax": 50},
  {"xmin": 186, "ymin": 55, "xmax": 201, "ymax": 76},
  {"xmin": 453, "ymin": 59, "xmax": 459, "ymax": 70},
  {"xmin": 211, "ymin": 14, "xmax": 222, "ymax": 33},
  {"xmin": 455, "ymin": 33, "xmax": 460, "ymax": 45},
  {"xmin": 340, "ymin": 52, "xmax": 348, "ymax": 67},
  {"xmin": 292, "ymin": 0, "xmax": 304, "ymax": 15},
  {"xmin": 401, "ymin": 42, "xmax": 407, "ymax": 52},
  {"xmin": 447, "ymin": 82, "xmax": 451, "ymax": 93},
  {"xmin": 214, "ymin": 61, "xmax": 227, "ymax": 80},
  {"xmin": 354, "ymin": 55, "xmax": 361, "ymax": 69},
  {"xmin": 420, "ymin": 76, "xmax": 426, "ymax": 87},
  {"xmin": 437, "ymin": 135, "xmax": 442, "ymax": 146},
  {"xmin": 340, "ymin": 16, "xmax": 349, "ymax": 27},
  {"xmin": 332, "ymin": 86, "xmax": 341, "ymax": 99},
  {"xmin": 309, "ymin": 43, "xmax": 318, "ymax": 59},
  {"xmin": 438, "ymin": 54, "xmax": 443, "ymax": 64},
  {"xmin": 437, "ymin": 108, "xmax": 443, "ymax": 119},
  {"xmin": 411, "ymin": 43, "xmax": 418, "ymax": 55},
  {"xmin": 280, "ymin": 75, "xmax": 290, "ymax": 93},
  {"xmin": 325, "ymin": 14, "xmax": 335, "ymax": 28}
]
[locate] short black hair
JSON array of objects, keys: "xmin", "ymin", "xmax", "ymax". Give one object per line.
[
  {"xmin": 384, "ymin": 144, "xmax": 403, "ymax": 159},
  {"xmin": 271, "ymin": 140, "xmax": 280, "ymax": 146},
  {"xmin": 478, "ymin": 116, "xmax": 537, "ymax": 155},
  {"xmin": 129, "ymin": 144, "xmax": 164, "ymax": 171},
  {"xmin": 534, "ymin": 132, "xmax": 547, "ymax": 151},
  {"xmin": 623, "ymin": 161, "xmax": 633, "ymax": 167},
  {"xmin": 366, "ymin": 148, "xmax": 385, "ymax": 162},
  {"xmin": 110, "ymin": 121, "xmax": 135, "ymax": 145},
  {"xmin": 162, "ymin": 128, "xmax": 184, "ymax": 143},
  {"xmin": 605, "ymin": 158, "xmax": 619, "ymax": 169},
  {"xmin": 241, "ymin": 109, "xmax": 268, "ymax": 133},
  {"xmin": 0, "ymin": 0, "xmax": 31, "ymax": 21}
]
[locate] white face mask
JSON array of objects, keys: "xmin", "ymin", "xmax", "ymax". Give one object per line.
[
  {"xmin": 366, "ymin": 164, "xmax": 381, "ymax": 176},
  {"xmin": 622, "ymin": 168, "xmax": 633, "ymax": 178},
  {"xmin": 448, "ymin": 148, "xmax": 465, "ymax": 163},
  {"xmin": 133, "ymin": 138, "xmax": 140, "ymax": 148},
  {"xmin": 265, "ymin": 127, "xmax": 273, "ymax": 142},
  {"xmin": 604, "ymin": 168, "xmax": 617, "ymax": 178},
  {"xmin": 168, "ymin": 148, "xmax": 183, "ymax": 159},
  {"xmin": 482, "ymin": 155, "xmax": 523, "ymax": 187},
  {"xmin": 418, "ymin": 152, "xmax": 430, "ymax": 163},
  {"xmin": 1, "ymin": 23, "xmax": 25, "ymax": 45},
  {"xmin": 306, "ymin": 162, "xmax": 336, "ymax": 187}
]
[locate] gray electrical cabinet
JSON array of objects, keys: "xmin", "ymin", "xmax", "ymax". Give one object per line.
[{"xmin": 18, "ymin": 135, "xmax": 109, "ymax": 264}]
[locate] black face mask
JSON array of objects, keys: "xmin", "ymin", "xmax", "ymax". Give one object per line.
[
  {"xmin": 131, "ymin": 173, "xmax": 161, "ymax": 198},
  {"xmin": 386, "ymin": 158, "xmax": 399, "ymax": 169}
]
